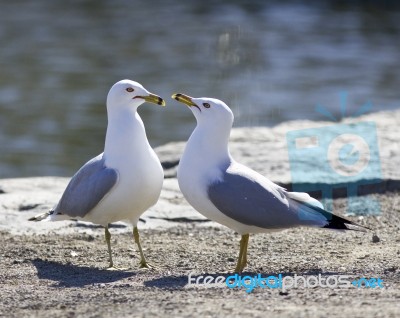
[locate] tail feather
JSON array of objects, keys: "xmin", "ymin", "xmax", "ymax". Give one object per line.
[
  {"xmin": 322, "ymin": 212, "xmax": 370, "ymax": 232},
  {"xmin": 28, "ymin": 210, "xmax": 52, "ymax": 222},
  {"xmin": 291, "ymin": 198, "xmax": 371, "ymax": 232}
]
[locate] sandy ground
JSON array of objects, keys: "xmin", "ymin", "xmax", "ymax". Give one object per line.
[
  {"xmin": 1, "ymin": 111, "xmax": 400, "ymax": 317},
  {"xmin": 1, "ymin": 193, "xmax": 399, "ymax": 318}
]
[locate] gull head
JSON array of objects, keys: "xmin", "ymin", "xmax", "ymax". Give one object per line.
[
  {"xmin": 172, "ymin": 93, "xmax": 234, "ymax": 128},
  {"xmin": 107, "ymin": 79, "xmax": 165, "ymax": 110}
]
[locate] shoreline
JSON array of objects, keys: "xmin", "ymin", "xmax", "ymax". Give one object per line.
[
  {"xmin": 1, "ymin": 109, "xmax": 400, "ymax": 234},
  {"xmin": 0, "ymin": 109, "xmax": 399, "ymax": 317}
]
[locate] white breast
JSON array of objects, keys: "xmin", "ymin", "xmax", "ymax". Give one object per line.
[
  {"xmin": 177, "ymin": 127, "xmax": 245, "ymax": 233},
  {"xmin": 84, "ymin": 110, "xmax": 163, "ymax": 226}
]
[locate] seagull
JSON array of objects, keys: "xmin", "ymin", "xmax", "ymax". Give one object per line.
[
  {"xmin": 172, "ymin": 93, "xmax": 369, "ymax": 273},
  {"xmin": 30, "ymin": 79, "xmax": 166, "ymax": 269}
]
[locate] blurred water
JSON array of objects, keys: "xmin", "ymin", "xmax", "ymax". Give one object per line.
[{"xmin": 0, "ymin": 1, "xmax": 399, "ymax": 178}]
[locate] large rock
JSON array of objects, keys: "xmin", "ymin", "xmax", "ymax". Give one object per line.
[
  {"xmin": 156, "ymin": 109, "xmax": 400, "ymax": 183},
  {"xmin": 0, "ymin": 177, "xmax": 208, "ymax": 235},
  {"xmin": 1, "ymin": 110, "xmax": 399, "ymax": 235}
]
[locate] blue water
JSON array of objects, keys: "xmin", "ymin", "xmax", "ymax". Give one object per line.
[{"xmin": 0, "ymin": 1, "xmax": 399, "ymax": 177}]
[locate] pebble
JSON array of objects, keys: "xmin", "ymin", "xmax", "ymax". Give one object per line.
[{"xmin": 372, "ymin": 234, "xmax": 380, "ymax": 243}]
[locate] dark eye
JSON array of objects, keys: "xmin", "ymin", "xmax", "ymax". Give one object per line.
[
  {"xmin": 126, "ymin": 87, "xmax": 134, "ymax": 92},
  {"xmin": 203, "ymin": 103, "xmax": 211, "ymax": 108}
]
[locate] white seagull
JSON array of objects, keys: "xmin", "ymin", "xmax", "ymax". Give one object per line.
[
  {"xmin": 30, "ymin": 79, "xmax": 165, "ymax": 269},
  {"xmin": 172, "ymin": 93, "xmax": 369, "ymax": 273}
]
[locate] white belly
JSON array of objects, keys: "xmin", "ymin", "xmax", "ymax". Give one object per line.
[{"xmin": 85, "ymin": 149, "xmax": 163, "ymax": 226}]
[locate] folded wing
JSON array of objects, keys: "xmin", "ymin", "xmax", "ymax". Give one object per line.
[
  {"xmin": 54, "ymin": 154, "xmax": 118, "ymax": 218},
  {"xmin": 207, "ymin": 163, "xmax": 366, "ymax": 231}
]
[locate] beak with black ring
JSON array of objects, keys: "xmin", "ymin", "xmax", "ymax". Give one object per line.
[
  {"xmin": 172, "ymin": 93, "xmax": 201, "ymax": 111},
  {"xmin": 136, "ymin": 93, "xmax": 166, "ymax": 106}
]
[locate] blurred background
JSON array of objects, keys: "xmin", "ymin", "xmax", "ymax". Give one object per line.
[{"xmin": 0, "ymin": 0, "xmax": 399, "ymax": 178}]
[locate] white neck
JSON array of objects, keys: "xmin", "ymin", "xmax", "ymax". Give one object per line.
[
  {"xmin": 104, "ymin": 106, "xmax": 150, "ymax": 167},
  {"xmin": 180, "ymin": 121, "xmax": 232, "ymax": 178}
]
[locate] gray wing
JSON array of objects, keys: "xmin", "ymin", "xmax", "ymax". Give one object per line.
[
  {"xmin": 207, "ymin": 167, "xmax": 329, "ymax": 229},
  {"xmin": 54, "ymin": 154, "xmax": 118, "ymax": 218}
]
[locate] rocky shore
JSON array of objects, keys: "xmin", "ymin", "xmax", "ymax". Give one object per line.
[{"xmin": 0, "ymin": 110, "xmax": 399, "ymax": 317}]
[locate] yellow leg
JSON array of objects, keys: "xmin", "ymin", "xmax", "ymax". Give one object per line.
[
  {"xmin": 234, "ymin": 234, "xmax": 249, "ymax": 273},
  {"xmin": 240, "ymin": 234, "xmax": 250, "ymax": 272},
  {"xmin": 234, "ymin": 234, "xmax": 246, "ymax": 272},
  {"xmin": 105, "ymin": 225, "xmax": 114, "ymax": 269},
  {"xmin": 133, "ymin": 226, "xmax": 153, "ymax": 269}
]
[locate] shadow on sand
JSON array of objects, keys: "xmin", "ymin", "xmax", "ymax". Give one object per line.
[{"xmin": 32, "ymin": 259, "xmax": 135, "ymax": 287}]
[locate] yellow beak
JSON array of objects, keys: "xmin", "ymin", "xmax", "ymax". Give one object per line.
[
  {"xmin": 139, "ymin": 93, "xmax": 166, "ymax": 106},
  {"xmin": 171, "ymin": 93, "xmax": 198, "ymax": 107}
]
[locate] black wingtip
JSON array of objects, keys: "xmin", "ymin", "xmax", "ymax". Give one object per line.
[
  {"xmin": 28, "ymin": 210, "xmax": 53, "ymax": 222},
  {"xmin": 322, "ymin": 213, "xmax": 371, "ymax": 232},
  {"xmin": 291, "ymin": 198, "xmax": 372, "ymax": 232}
]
